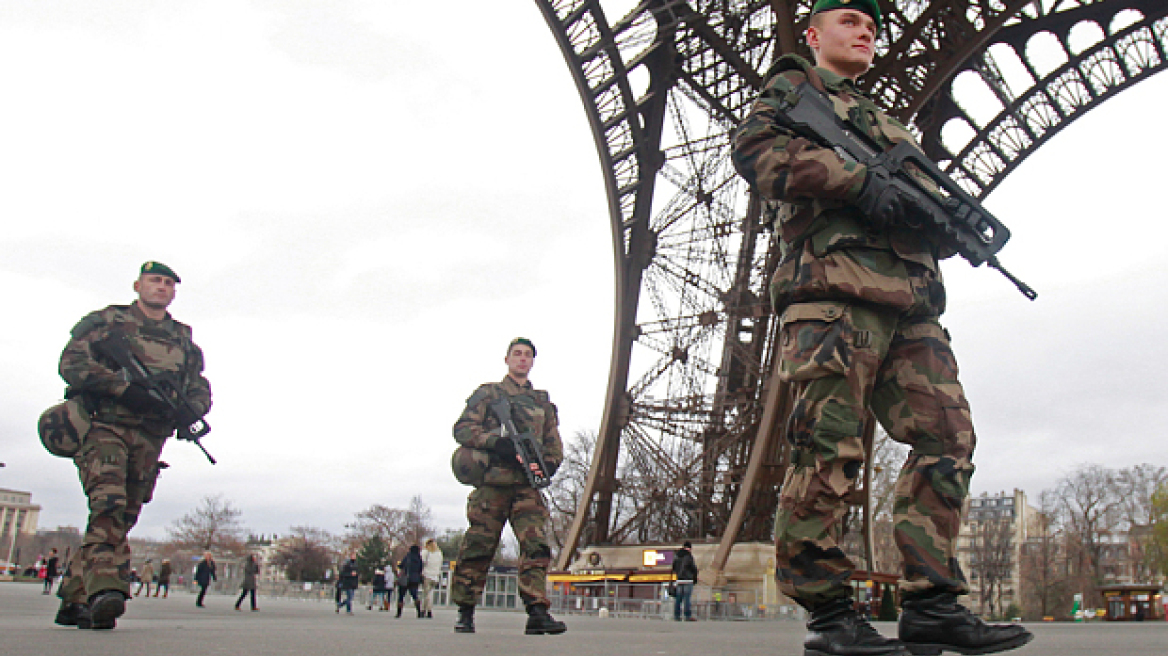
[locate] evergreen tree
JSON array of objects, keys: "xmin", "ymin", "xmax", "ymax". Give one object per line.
[{"xmin": 356, "ymin": 536, "xmax": 390, "ymax": 584}]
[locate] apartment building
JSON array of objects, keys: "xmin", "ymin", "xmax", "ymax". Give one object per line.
[
  {"xmin": 1, "ymin": 488, "xmax": 42, "ymax": 568},
  {"xmin": 956, "ymin": 489, "xmax": 1040, "ymax": 616}
]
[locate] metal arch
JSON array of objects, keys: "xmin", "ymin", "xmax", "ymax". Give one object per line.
[
  {"xmin": 917, "ymin": 1, "xmax": 1168, "ymax": 197},
  {"xmin": 539, "ymin": 0, "xmax": 793, "ymax": 570},
  {"xmin": 536, "ymin": 0, "xmax": 672, "ymax": 562},
  {"xmin": 539, "ymin": 0, "xmax": 1168, "ymax": 574}
]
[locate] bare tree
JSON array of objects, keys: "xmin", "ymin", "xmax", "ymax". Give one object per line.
[
  {"xmin": 271, "ymin": 526, "xmax": 336, "ymax": 582},
  {"xmin": 347, "ymin": 496, "xmax": 436, "ymax": 559},
  {"xmin": 1151, "ymin": 483, "xmax": 1168, "ymax": 583},
  {"xmin": 403, "ymin": 495, "xmax": 436, "ymax": 547},
  {"xmin": 165, "ymin": 494, "xmax": 247, "ymax": 555},
  {"xmin": 1115, "ymin": 464, "xmax": 1168, "ymax": 582},
  {"xmin": 545, "ymin": 430, "xmax": 597, "ymax": 555},
  {"xmin": 348, "ymin": 504, "xmax": 406, "ymax": 543},
  {"xmin": 1020, "ymin": 490, "xmax": 1069, "ymax": 620},
  {"xmin": 841, "ymin": 428, "xmax": 909, "ymax": 575},
  {"xmin": 968, "ymin": 512, "xmax": 1016, "ymax": 618},
  {"xmin": 1058, "ymin": 465, "xmax": 1122, "ymax": 606}
]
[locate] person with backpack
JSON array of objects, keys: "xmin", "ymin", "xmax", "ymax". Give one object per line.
[{"xmin": 671, "ymin": 542, "xmax": 698, "ymax": 622}]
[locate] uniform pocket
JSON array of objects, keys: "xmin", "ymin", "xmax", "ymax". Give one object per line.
[{"xmin": 778, "ymin": 302, "xmax": 852, "ymax": 382}]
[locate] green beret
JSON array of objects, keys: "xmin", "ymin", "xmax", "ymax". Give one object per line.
[
  {"xmin": 811, "ymin": 0, "xmax": 882, "ymax": 31},
  {"xmin": 507, "ymin": 337, "xmax": 536, "ymax": 357},
  {"xmin": 140, "ymin": 261, "xmax": 181, "ymax": 283}
]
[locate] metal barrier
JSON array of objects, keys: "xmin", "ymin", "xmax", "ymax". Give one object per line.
[
  {"xmin": 549, "ymin": 581, "xmax": 803, "ymax": 621},
  {"xmin": 188, "ymin": 568, "xmax": 505, "ymax": 610},
  {"xmin": 190, "ymin": 573, "xmax": 805, "ymax": 621}
]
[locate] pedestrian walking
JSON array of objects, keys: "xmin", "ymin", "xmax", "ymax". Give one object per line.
[
  {"xmin": 336, "ymin": 554, "xmax": 358, "ymax": 615},
  {"xmin": 155, "ymin": 559, "xmax": 171, "ymax": 598},
  {"xmin": 48, "ymin": 261, "xmax": 211, "ymax": 631},
  {"xmin": 449, "ymin": 337, "xmax": 566, "ymax": 636},
  {"xmin": 195, "ymin": 552, "xmax": 216, "ymax": 608},
  {"xmin": 732, "ymin": 2, "xmax": 1034, "ymax": 654},
  {"xmin": 397, "ymin": 546, "xmax": 424, "ymax": 618},
  {"xmin": 135, "ymin": 559, "xmax": 155, "ymax": 597},
  {"xmin": 235, "ymin": 554, "xmax": 260, "ymax": 612},
  {"xmin": 420, "ymin": 539, "xmax": 442, "ymax": 619},
  {"xmin": 43, "ymin": 549, "xmax": 60, "ymax": 595}
]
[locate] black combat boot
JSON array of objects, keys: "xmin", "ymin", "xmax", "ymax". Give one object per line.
[
  {"xmin": 87, "ymin": 590, "xmax": 126, "ymax": 630},
  {"xmin": 395, "ymin": 601, "xmax": 403, "ymax": 618},
  {"xmin": 54, "ymin": 600, "xmax": 91, "ymax": 629},
  {"xmin": 524, "ymin": 604, "xmax": 567, "ymax": 635},
  {"xmin": 899, "ymin": 593, "xmax": 1033, "ymax": 655},
  {"xmin": 804, "ymin": 597, "xmax": 910, "ymax": 656},
  {"xmin": 454, "ymin": 604, "xmax": 475, "ymax": 633}
]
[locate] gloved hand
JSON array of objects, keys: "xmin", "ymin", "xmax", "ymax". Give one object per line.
[
  {"xmin": 173, "ymin": 406, "xmax": 202, "ymax": 429},
  {"xmin": 854, "ymin": 166, "xmax": 929, "ymax": 229},
  {"xmin": 492, "ymin": 435, "xmax": 517, "ymax": 460},
  {"xmin": 119, "ymin": 383, "xmax": 172, "ymax": 416}
]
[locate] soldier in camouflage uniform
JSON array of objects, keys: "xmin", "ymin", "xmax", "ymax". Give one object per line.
[
  {"xmin": 449, "ymin": 337, "xmax": 566, "ymax": 635},
  {"xmin": 732, "ymin": 2, "xmax": 1031, "ymax": 655},
  {"xmin": 53, "ymin": 262, "xmax": 212, "ymax": 631}
]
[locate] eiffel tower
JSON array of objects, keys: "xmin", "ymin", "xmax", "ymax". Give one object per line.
[{"xmin": 535, "ymin": 0, "xmax": 1168, "ymax": 576}]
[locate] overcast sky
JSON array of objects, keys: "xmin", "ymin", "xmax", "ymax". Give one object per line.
[{"xmin": 1, "ymin": 2, "xmax": 1165, "ymax": 545}]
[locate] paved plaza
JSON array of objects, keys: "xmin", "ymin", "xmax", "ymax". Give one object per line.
[{"xmin": 1, "ymin": 582, "xmax": 1165, "ymax": 656}]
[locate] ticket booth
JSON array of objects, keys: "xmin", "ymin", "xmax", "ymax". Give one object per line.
[{"xmin": 1101, "ymin": 585, "xmax": 1164, "ymax": 621}]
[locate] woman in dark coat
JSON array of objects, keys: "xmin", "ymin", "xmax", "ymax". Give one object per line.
[
  {"xmin": 396, "ymin": 545, "xmax": 425, "ymax": 618},
  {"xmin": 234, "ymin": 554, "xmax": 260, "ymax": 611},
  {"xmin": 194, "ymin": 552, "xmax": 216, "ymax": 608},
  {"xmin": 43, "ymin": 549, "xmax": 60, "ymax": 595}
]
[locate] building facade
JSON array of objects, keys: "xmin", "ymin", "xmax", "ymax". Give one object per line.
[
  {"xmin": 957, "ymin": 490, "xmax": 1040, "ymax": 617},
  {"xmin": 1, "ymin": 488, "xmax": 42, "ymax": 570}
]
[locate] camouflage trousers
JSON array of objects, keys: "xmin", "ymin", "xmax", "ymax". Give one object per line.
[
  {"xmin": 450, "ymin": 485, "xmax": 551, "ymax": 608},
  {"xmin": 773, "ymin": 297, "xmax": 974, "ymax": 608},
  {"xmin": 59, "ymin": 422, "xmax": 164, "ymax": 604}
]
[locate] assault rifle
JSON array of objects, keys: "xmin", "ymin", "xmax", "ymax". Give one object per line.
[
  {"xmin": 95, "ymin": 334, "xmax": 217, "ymax": 464},
  {"xmin": 770, "ymin": 82, "xmax": 1037, "ymax": 300},
  {"xmin": 489, "ymin": 397, "xmax": 552, "ymax": 489}
]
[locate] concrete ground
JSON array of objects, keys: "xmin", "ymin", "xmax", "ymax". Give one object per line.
[{"xmin": 1, "ymin": 582, "xmax": 1165, "ymax": 656}]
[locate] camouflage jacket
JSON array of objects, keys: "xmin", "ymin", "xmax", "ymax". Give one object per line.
[
  {"xmin": 59, "ymin": 302, "xmax": 212, "ymax": 436},
  {"xmin": 453, "ymin": 376, "xmax": 563, "ymax": 487},
  {"xmin": 732, "ymin": 54, "xmax": 950, "ymax": 315}
]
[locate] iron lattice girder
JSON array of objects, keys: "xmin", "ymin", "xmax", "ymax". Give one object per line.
[
  {"xmin": 538, "ymin": 0, "xmax": 1168, "ymax": 565},
  {"xmin": 917, "ymin": 0, "xmax": 1168, "ymax": 196}
]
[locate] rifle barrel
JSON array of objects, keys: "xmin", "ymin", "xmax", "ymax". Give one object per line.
[{"xmin": 988, "ymin": 257, "xmax": 1037, "ymax": 300}]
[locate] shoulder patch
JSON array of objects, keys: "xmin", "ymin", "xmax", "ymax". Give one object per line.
[
  {"xmin": 534, "ymin": 390, "xmax": 550, "ymax": 405},
  {"xmin": 69, "ymin": 311, "xmax": 108, "ymax": 340}
]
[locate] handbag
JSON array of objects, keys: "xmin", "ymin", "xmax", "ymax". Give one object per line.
[{"xmin": 667, "ymin": 582, "xmax": 677, "ymax": 597}]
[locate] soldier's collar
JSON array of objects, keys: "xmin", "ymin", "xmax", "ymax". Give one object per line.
[
  {"xmin": 130, "ymin": 301, "xmax": 172, "ymax": 324},
  {"xmin": 501, "ymin": 375, "xmax": 533, "ymax": 391},
  {"xmin": 814, "ymin": 66, "xmax": 864, "ymax": 94}
]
